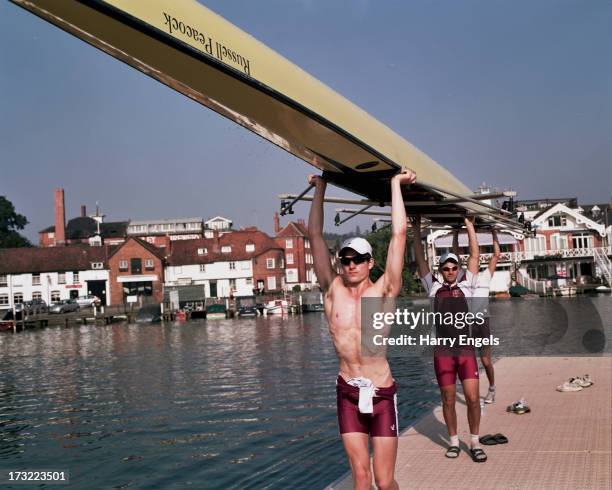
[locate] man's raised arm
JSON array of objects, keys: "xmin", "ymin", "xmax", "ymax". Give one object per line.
[
  {"xmin": 488, "ymin": 229, "xmax": 501, "ymax": 274},
  {"xmin": 464, "ymin": 216, "xmax": 480, "ymax": 274},
  {"xmin": 411, "ymin": 215, "xmax": 430, "ymax": 279},
  {"xmin": 307, "ymin": 175, "xmax": 336, "ymax": 292},
  {"xmin": 378, "ymin": 170, "xmax": 416, "ymax": 297}
]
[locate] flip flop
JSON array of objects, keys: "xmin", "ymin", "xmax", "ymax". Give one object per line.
[
  {"xmin": 479, "ymin": 434, "xmax": 498, "ymax": 445},
  {"xmin": 493, "ymin": 433, "xmax": 508, "ymax": 444},
  {"xmin": 445, "ymin": 446, "xmax": 460, "ymax": 458},
  {"xmin": 470, "ymin": 447, "xmax": 487, "ymax": 463}
]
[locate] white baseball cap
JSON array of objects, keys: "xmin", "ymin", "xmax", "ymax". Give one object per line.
[
  {"xmin": 339, "ymin": 237, "xmax": 373, "ymax": 257},
  {"xmin": 439, "ymin": 252, "xmax": 459, "ymax": 265}
]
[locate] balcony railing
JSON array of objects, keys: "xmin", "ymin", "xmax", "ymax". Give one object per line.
[{"xmin": 433, "ymin": 246, "xmax": 611, "ymax": 265}]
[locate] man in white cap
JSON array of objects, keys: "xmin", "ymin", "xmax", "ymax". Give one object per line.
[
  {"xmin": 308, "ymin": 170, "xmax": 416, "ymax": 490},
  {"xmin": 412, "ymin": 216, "xmax": 487, "ymax": 463}
]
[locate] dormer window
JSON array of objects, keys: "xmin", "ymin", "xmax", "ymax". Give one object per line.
[
  {"xmin": 246, "ymin": 243, "xmax": 255, "ymax": 252},
  {"xmin": 221, "ymin": 246, "xmax": 231, "ymax": 253},
  {"xmin": 91, "ymin": 262, "xmax": 104, "ymax": 270},
  {"xmin": 197, "ymin": 248, "xmax": 207, "ymax": 255}
]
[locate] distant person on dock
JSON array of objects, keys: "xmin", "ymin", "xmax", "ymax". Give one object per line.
[
  {"xmin": 308, "ymin": 170, "xmax": 416, "ymax": 490},
  {"xmin": 451, "ymin": 229, "xmax": 501, "ymax": 404},
  {"xmin": 412, "ymin": 216, "xmax": 487, "ymax": 463}
]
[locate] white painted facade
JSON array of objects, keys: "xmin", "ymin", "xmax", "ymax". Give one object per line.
[
  {"xmin": 0, "ymin": 269, "xmax": 110, "ymax": 310},
  {"xmin": 165, "ymin": 259, "xmax": 254, "ymax": 298}
]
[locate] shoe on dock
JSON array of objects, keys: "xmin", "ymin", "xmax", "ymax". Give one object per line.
[
  {"xmin": 484, "ymin": 387, "xmax": 496, "ymax": 404},
  {"xmin": 506, "ymin": 399, "xmax": 531, "ymax": 414},
  {"xmin": 556, "ymin": 380, "xmax": 583, "ymax": 392}
]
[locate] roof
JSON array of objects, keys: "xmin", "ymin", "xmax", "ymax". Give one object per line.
[
  {"xmin": 107, "ymin": 237, "xmax": 167, "ymax": 260},
  {"xmin": 40, "ymin": 218, "xmax": 128, "ymax": 239},
  {"xmin": 168, "ymin": 229, "xmax": 282, "ymax": 266},
  {"xmin": 276, "ymin": 221, "xmax": 309, "ymax": 238},
  {"xmin": 129, "ymin": 217, "xmax": 202, "ymax": 226},
  {"xmin": 0, "ymin": 245, "xmax": 108, "ymax": 274},
  {"xmin": 531, "ymin": 203, "xmax": 607, "ymax": 236}
]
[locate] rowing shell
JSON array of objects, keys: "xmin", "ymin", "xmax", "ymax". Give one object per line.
[{"xmin": 10, "ymin": 0, "xmax": 520, "ymax": 227}]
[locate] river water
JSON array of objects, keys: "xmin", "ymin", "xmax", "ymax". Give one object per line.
[{"xmin": 0, "ymin": 296, "xmax": 609, "ymax": 489}]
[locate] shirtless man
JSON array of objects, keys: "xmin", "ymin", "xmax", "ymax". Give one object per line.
[
  {"xmin": 412, "ymin": 215, "xmax": 487, "ymax": 463},
  {"xmin": 308, "ymin": 170, "xmax": 416, "ymax": 490}
]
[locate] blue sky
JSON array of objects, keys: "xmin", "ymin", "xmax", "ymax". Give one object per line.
[{"xmin": 1, "ymin": 0, "xmax": 610, "ymax": 242}]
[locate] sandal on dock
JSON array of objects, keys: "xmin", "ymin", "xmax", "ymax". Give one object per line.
[
  {"xmin": 507, "ymin": 400, "xmax": 530, "ymax": 414},
  {"xmin": 445, "ymin": 446, "xmax": 460, "ymax": 458},
  {"xmin": 479, "ymin": 433, "xmax": 509, "ymax": 445},
  {"xmin": 470, "ymin": 447, "xmax": 487, "ymax": 463},
  {"xmin": 493, "ymin": 433, "xmax": 508, "ymax": 444},
  {"xmin": 479, "ymin": 434, "xmax": 498, "ymax": 445}
]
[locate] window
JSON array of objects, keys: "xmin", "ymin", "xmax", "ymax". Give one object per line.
[
  {"xmin": 32, "ymin": 292, "xmax": 42, "ymax": 300},
  {"xmin": 286, "ymin": 253, "xmax": 294, "ymax": 265},
  {"xmin": 145, "ymin": 259, "xmax": 154, "ymax": 270},
  {"xmin": 131, "ymin": 258, "xmax": 142, "ymax": 274},
  {"xmin": 58, "ymin": 272, "xmax": 66, "ymax": 284},
  {"xmin": 550, "ymin": 234, "xmax": 568, "ymax": 251},
  {"xmin": 286, "ymin": 269, "xmax": 298, "ymax": 283},
  {"xmin": 221, "ymin": 245, "xmax": 232, "ymax": 253},
  {"xmin": 51, "ymin": 291, "xmax": 60, "ymax": 302},
  {"xmin": 14, "ymin": 293, "xmax": 23, "ymax": 304},
  {"xmin": 0, "ymin": 294, "xmax": 8, "ymax": 306},
  {"xmin": 547, "ymin": 215, "xmax": 567, "ymax": 227},
  {"xmin": 119, "ymin": 260, "xmax": 128, "ymax": 272},
  {"xmin": 197, "ymin": 248, "xmax": 207, "ymax": 255},
  {"xmin": 245, "ymin": 277, "xmax": 253, "ymax": 285},
  {"xmin": 0, "ymin": 274, "xmax": 7, "ymax": 287},
  {"xmin": 91, "ymin": 262, "xmax": 104, "ymax": 270},
  {"xmin": 246, "ymin": 243, "xmax": 255, "ymax": 252},
  {"xmin": 306, "ymin": 253, "xmax": 313, "ymax": 264},
  {"xmin": 73, "ymin": 272, "xmax": 80, "ymax": 284},
  {"xmin": 229, "ymin": 262, "xmax": 236, "ymax": 270},
  {"xmin": 525, "ymin": 235, "xmax": 546, "ymax": 253},
  {"xmin": 286, "ymin": 239, "xmax": 293, "ymax": 249},
  {"xmin": 266, "ymin": 258, "xmax": 275, "ymax": 269},
  {"xmin": 199, "ymin": 264, "xmax": 206, "ymax": 272},
  {"xmin": 305, "ymin": 239, "xmax": 310, "ymax": 249},
  {"xmin": 267, "ymin": 276, "xmax": 277, "ymax": 290},
  {"xmin": 572, "ymin": 233, "xmax": 593, "ymax": 250},
  {"xmin": 32, "ymin": 274, "xmax": 41, "ymax": 286}
]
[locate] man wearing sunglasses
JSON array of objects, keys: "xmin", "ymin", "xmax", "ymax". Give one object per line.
[
  {"xmin": 412, "ymin": 216, "xmax": 487, "ymax": 463},
  {"xmin": 308, "ymin": 169, "xmax": 416, "ymax": 490}
]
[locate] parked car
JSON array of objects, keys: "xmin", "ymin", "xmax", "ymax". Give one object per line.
[
  {"xmin": 23, "ymin": 299, "xmax": 48, "ymax": 314},
  {"xmin": 75, "ymin": 295, "xmax": 101, "ymax": 308},
  {"xmin": 49, "ymin": 299, "xmax": 80, "ymax": 314}
]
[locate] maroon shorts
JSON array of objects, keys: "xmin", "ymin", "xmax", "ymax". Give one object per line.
[
  {"xmin": 433, "ymin": 350, "xmax": 479, "ymax": 388},
  {"xmin": 336, "ymin": 376, "xmax": 398, "ymax": 437}
]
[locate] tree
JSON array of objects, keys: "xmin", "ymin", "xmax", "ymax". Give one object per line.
[
  {"xmin": 367, "ymin": 227, "xmax": 419, "ymax": 295},
  {"xmin": 0, "ymin": 196, "xmax": 31, "ymax": 248}
]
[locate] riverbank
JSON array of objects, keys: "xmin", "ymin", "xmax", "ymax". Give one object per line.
[{"xmin": 328, "ymin": 356, "xmax": 611, "ymax": 489}]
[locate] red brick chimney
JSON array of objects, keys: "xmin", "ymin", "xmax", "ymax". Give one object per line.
[
  {"xmin": 80, "ymin": 204, "xmax": 87, "ymax": 218},
  {"xmin": 54, "ymin": 188, "xmax": 66, "ymax": 246},
  {"xmin": 274, "ymin": 212, "xmax": 281, "ymax": 234}
]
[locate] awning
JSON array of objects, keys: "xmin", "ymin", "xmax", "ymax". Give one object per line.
[
  {"xmin": 117, "ymin": 275, "xmax": 159, "ymax": 283},
  {"xmin": 434, "ymin": 232, "xmax": 516, "ymax": 248}
]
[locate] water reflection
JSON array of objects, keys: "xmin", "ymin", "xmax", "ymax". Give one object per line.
[{"xmin": 0, "ymin": 296, "xmax": 608, "ymax": 488}]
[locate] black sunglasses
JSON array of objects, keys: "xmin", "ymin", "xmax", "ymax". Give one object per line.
[
  {"xmin": 340, "ymin": 254, "xmax": 371, "ymax": 266},
  {"xmin": 442, "ymin": 266, "xmax": 458, "ymax": 272}
]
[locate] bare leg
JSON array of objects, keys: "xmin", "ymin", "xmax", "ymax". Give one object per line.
[
  {"xmin": 462, "ymin": 378, "xmax": 481, "ymax": 437},
  {"xmin": 480, "ymin": 346, "xmax": 494, "ymax": 387},
  {"xmin": 341, "ymin": 433, "xmax": 371, "ymax": 490},
  {"xmin": 440, "ymin": 384, "xmax": 457, "ymax": 436},
  {"xmin": 372, "ymin": 437, "xmax": 398, "ymax": 490}
]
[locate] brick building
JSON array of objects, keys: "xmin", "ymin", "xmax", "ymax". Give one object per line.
[
  {"xmin": 274, "ymin": 213, "xmax": 316, "ymax": 290},
  {"xmin": 107, "ymin": 237, "xmax": 166, "ymax": 305}
]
